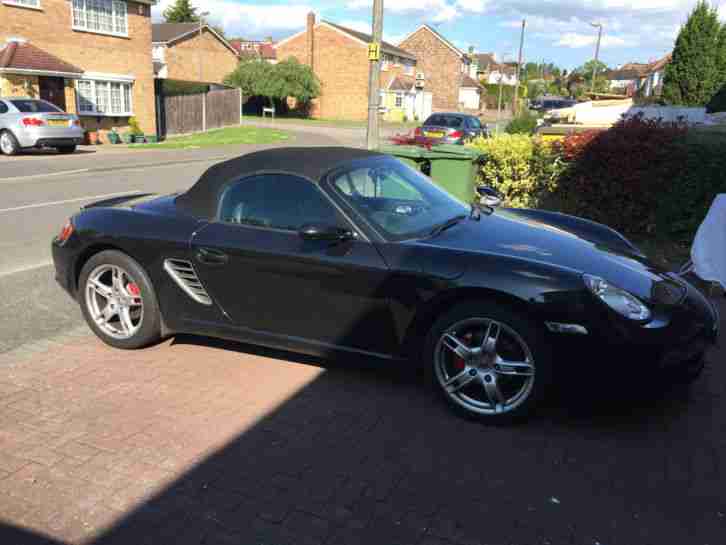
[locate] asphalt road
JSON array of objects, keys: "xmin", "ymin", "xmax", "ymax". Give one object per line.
[{"xmin": 0, "ymin": 129, "xmax": 342, "ymax": 354}]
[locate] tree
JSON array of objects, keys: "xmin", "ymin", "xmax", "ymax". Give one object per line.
[
  {"xmin": 662, "ymin": 1, "xmax": 724, "ymax": 106},
  {"xmin": 572, "ymin": 60, "xmax": 611, "ymax": 93},
  {"xmin": 163, "ymin": 0, "xmax": 198, "ymax": 23},
  {"xmin": 224, "ymin": 57, "xmax": 321, "ymax": 108}
]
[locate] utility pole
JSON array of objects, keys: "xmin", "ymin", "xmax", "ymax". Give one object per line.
[
  {"xmin": 199, "ymin": 11, "xmax": 210, "ymax": 132},
  {"xmin": 366, "ymin": 0, "xmax": 384, "ymax": 150},
  {"xmin": 512, "ymin": 19, "xmax": 526, "ymax": 114},
  {"xmin": 590, "ymin": 22, "xmax": 603, "ymax": 94}
]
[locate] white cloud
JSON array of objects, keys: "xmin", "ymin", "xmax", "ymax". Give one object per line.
[
  {"xmin": 556, "ymin": 32, "xmax": 633, "ymax": 48},
  {"xmin": 346, "ymin": 0, "xmax": 489, "ymax": 23},
  {"xmin": 152, "ymin": 1, "xmax": 315, "ymax": 38}
]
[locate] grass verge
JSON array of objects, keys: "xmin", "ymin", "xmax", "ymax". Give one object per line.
[
  {"xmin": 131, "ymin": 126, "xmax": 292, "ymax": 149},
  {"xmin": 242, "ymin": 115, "xmax": 420, "ymax": 130}
]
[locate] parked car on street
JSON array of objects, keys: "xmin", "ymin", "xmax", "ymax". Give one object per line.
[
  {"xmin": 52, "ymin": 147, "xmax": 720, "ymax": 423},
  {"xmin": 415, "ymin": 113, "xmax": 488, "ymax": 144},
  {"xmin": 530, "ymin": 97, "xmax": 577, "ymax": 114},
  {"xmin": 0, "ymin": 97, "xmax": 84, "ymax": 155}
]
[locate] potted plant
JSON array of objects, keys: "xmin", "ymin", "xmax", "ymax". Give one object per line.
[{"xmin": 127, "ymin": 117, "xmax": 146, "ymax": 144}]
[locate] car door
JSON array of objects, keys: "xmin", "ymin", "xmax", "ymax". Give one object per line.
[{"xmin": 190, "ymin": 173, "xmax": 398, "ymax": 356}]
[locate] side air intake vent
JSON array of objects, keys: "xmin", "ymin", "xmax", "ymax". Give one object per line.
[{"xmin": 164, "ymin": 259, "xmax": 212, "ymax": 306}]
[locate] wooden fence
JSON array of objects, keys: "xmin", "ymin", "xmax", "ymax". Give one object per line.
[{"xmin": 161, "ymin": 88, "xmax": 241, "ymax": 137}]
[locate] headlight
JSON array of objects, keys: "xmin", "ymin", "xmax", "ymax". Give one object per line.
[{"xmin": 583, "ymin": 274, "xmax": 651, "ymax": 321}]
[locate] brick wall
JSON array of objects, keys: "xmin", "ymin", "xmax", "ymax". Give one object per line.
[
  {"xmin": 0, "ymin": 0, "xmax": 157, "ymax": 138},
  {"xmin": 399, "ymin": 27, "xmax": 463, "ymax": 112},
  {"xmin": 276, "ymin": 24, "xmax": 370, "ymax": 120},
  {"xmin": 163, "ymin": 29, "xmax": 239, "ymax": 85}
]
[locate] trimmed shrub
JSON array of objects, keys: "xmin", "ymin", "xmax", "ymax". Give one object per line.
[
  {"xmin": 655, "ymin": 131, "xmax": 726, "ymax": 240},
  {"xmin": 552, "ymin": 115, "xmax": 688, "ymax": 234},
  {"xmin": 505, "ymin": 110, "xmax": 539, "ymax": 134},
  {"xmin": 468, "ymin": 134, "xmax": 565, "ymax": 209}
]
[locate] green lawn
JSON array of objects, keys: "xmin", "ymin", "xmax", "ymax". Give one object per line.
[
  {"xmin": 243, "ymin": 115, "xmax": 420, "ymax": 130},
  {"xmin": 131, "ymin": 126, "xmax": 292, "ymax": 149}
]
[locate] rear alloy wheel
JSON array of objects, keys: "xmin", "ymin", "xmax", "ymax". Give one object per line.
[
  {"xmin": 0, "ymin": 130, "xmax": 20, "ymax": 156},
  {"xmin": 426, "ymin": 302, "xmax": 551, "ymax": 423},
  {"xmin": 79, "ymin": 251, "xmax": 161, "ymax": 350}
]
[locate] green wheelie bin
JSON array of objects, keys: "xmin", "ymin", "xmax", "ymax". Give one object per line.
[{"xmin": 420, "ymin": 145, "xmax": 482, "ymax": 204}]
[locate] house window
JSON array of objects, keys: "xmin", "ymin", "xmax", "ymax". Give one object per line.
[
  {"xmin": 395, "ymin": 93, "xmax": 403, "ymax": 108},
  {"xmin": 76, "ymin": 79, "xmax": 133, "ymax": 116},
  {"xmin": 2, "ymin": 0, "xmax": 41, "ymax": 8},
  {"xmin": 404, "ymin": 62, "xmax": 414, "ymax": 76},
  {"xmin": 72, "ymin": 0, "xmax": 128, "ymax": 37}
]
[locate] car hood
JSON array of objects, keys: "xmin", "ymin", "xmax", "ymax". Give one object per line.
[{"xmin": 418, "ymin": 209, "xmax": 674, "ymax": 302}]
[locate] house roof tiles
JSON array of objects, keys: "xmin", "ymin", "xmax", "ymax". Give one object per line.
[
  {"xmin": 0, "ymin": 41, "xmax": 83, "ymax": 76},
  {"xmin": 323, "ymin": 21, "xmax": 417, "ymax": 61}
]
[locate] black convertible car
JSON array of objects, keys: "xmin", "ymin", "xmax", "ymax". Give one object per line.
[{"xmin": 52, "ymin": 147, "xmax": 719, "ymax": 422}]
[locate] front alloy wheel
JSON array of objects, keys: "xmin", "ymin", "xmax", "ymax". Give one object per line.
[
  {"xmin": 435, "ymin": 319, "xmax": 535, "ymax": 415},
  {"xmin": 426, "ymin": 302, "xmax": 551, "ymax": 422}
]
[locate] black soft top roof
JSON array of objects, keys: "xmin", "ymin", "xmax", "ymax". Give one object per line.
[{"xmin": 176, "ymin": 147, "xmax": 385, "ymax": 219}]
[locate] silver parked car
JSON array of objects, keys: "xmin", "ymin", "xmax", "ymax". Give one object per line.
[
  {"xmin": 415, "ymin": 113, "xmax": 489, "ymax": 145},
  {"xmin": 0, "ymin": 97, "xmax": 84, "ymax": 156}
]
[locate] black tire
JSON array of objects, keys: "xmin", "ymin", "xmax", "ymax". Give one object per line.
[
  {"xmin": 0, "ymin": 130, "xmax": 20, "ymax": 156},
  {"xmin": 56, "ymin": 145, "xmax": 77, "ymax": 154},
  {"xmin": 78, "ymin": 250, "xmax": 162, "ymax": 350},
  {"xmin": 424, "ymin": 300, "xmax": 553, "ymax": 423}
]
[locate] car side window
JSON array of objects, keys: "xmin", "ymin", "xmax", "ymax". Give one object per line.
[
  {"xmin": 219, "ymin": 174, "xmax": 343, "ymax": 231},
  {"xmin": 0, "ymin": 102, "xmax": 7, "ymax": 114}
]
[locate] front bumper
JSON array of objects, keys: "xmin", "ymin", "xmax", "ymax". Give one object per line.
[
  {"xmin": 549, "ymin": 281, "xmax": 720, "ymax": 375},
  {"xmin": 52, "ymin": 236, "xmax": 80, "ymax": 300}
]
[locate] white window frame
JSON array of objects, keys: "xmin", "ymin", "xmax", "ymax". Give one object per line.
[
  {"xmin": 395, "ymin": 93, "xmax": 404, "ymax": 108},
  {"xmin": 75, "ymin": 78, "xmax": 134, "ymax": 116},
  {"xmin": 2, "ymin": 0, "xmax": 42, "ymax": 9},
  {"xmin": 71, "ymin": 0, "xmax": 128, "ymax": 38}
]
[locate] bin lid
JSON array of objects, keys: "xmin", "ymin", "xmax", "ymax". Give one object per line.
[
  {"xmin": 379, "ymin": 144, "xmax": 425, "ymax": 159},
  {"xmin": 420, "ymin": 144, "xmax": 482, "ymax": 160}
]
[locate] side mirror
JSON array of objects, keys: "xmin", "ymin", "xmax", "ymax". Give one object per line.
[
  {"xmin": 299, "ymin": 223, "xmax": 355, "ymax": 242},
  {"xmin": 476, "ymin": 186, "xmax": 503, "ymax": 208}
]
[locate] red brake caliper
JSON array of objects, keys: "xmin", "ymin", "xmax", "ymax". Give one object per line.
[
  {"xmin": 453, "ymin": 333, "xmax": 472, "ymax": 371},
  {"xmin": 126, "ymin": 282, "xmax": 140, "ymax": 297}
]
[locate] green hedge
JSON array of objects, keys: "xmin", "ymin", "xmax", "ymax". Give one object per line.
[
  {"xmin": 468, "ymin": 120, "xmax": 726, "ymax": 242},
  {"xmin": 468, "ymin": 134, "xmax": 565, "ymax": 209}
]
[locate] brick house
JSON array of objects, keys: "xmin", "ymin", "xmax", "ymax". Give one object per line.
[
  {"xmin": 398, "ymin": 24, "xmax": 475, "ymax": 112},
  {"xmin": 275, "ymin": 13, "xmax": 422, "ymax": 120},
  {"xmin": 229, "ymin": 38, "xmax": 277, "ymax": 64},
  {"xmin": 152, "ymin": 23, "xmax": 240, "ymax": 85},
  {"xmin": 0, "ymin": 0, "xmax": 157, "ymax": 141}
]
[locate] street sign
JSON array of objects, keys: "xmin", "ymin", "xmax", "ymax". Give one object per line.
[{"xmin": 368, "ymin": 42, "xmax": 381, "ymax": 61}]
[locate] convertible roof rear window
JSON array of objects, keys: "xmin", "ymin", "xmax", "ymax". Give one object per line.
[{"xmin": 176, "ymin": 147, "xmax": 385, "ymax": 220}]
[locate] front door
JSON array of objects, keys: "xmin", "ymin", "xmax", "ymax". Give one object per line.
[
  {"xmin": 191, "ymin": 173, "xmax": 397, "ymax": 356},
  {"xmin": 39, "ymin": 77, "xmax": 67, "ymax": 111}
]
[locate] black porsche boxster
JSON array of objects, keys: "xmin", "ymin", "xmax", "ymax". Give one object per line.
[{"xmin": 52, "ymin": 147, "xmax": 720, "ymax": 422}]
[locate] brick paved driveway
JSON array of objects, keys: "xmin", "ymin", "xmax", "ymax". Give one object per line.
[{"xmin": 0, "ymin": 299, "xmax": 724, "ymax": 545}]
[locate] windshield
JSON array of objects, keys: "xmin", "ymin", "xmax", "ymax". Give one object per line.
[
  {"xmin": 10, "ymin": 100, "xmax": 62, "ymax": 113},
  {"xmin": 328, "ymin": 157, "xmax": 469, "ymax": 241}
]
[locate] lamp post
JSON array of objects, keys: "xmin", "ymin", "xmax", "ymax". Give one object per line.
[
  {"xmin": 590, "ymin": 22, "xmax": 603, "ymax": 93},
  {"xmin": 199, "ymin": 11, "xmax": 210, "ymax": 132}
]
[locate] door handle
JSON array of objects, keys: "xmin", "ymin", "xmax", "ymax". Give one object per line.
[{"xmin": 196, "ymin": 247, "xmax": 229, "ymax": 266}]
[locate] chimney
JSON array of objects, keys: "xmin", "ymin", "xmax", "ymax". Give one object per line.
[{"xmin": 306, "ymin": 12, "xmax": 316, "ymax": 70}]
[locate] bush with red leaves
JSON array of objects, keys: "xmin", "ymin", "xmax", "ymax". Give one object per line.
[{"xmin": 553, "ymin": 114, "xmax": 689, "ymax": 234}]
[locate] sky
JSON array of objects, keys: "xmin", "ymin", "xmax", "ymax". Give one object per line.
[{"xmin": 152, "ymin": 0, "xmax": 726, "ymax": 70}]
